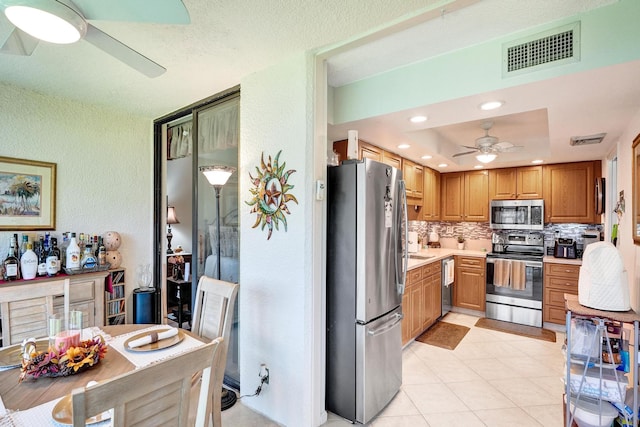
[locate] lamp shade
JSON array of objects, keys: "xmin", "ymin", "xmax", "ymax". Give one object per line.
[
  {"xmin": 4, "ymin": 1, "xmax": 87, "ymax": 44},
  {"xmin": 476, "ymin": 153, "xmax": 497, "ymax": 164},
  {"xmin": 200, "ymin": 165, "xmax": 236, "ymax": 187},
  {"xmin": 166, "ymin": 206, "xmax": 180, "ymax": 225}
]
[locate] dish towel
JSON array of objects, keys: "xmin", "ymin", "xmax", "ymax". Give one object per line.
[
  {"xmin": 493, "ymin": 259, "xmax": 511, "ymax": 287},
  {"xmin": 510, "ymin": 261, "xmax": 526, "ymax": 290}
]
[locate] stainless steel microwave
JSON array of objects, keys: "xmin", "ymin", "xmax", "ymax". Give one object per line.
[{"xmin": 490, "ymin": 199, "xmax": 544, "ymax": 230}]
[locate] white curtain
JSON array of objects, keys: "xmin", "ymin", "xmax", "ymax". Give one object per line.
[
  {"xmin": 198, "ymin": 97, "xmax": 239, "ymax": 153},
  {"xmin": 167, "ymin": 121, "xmax": 193, "ymax": 160}
]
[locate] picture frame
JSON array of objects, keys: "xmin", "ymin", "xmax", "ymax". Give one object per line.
[{"xmin": 0, "ymin": 156, "xmax": 56, "ymax": 230}]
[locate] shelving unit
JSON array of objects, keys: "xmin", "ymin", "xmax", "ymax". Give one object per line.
[
  {"xmin": 105, "ymin": 269, "xmax": 126, "ymax": 325},
  {"xmin": 564, "ymin": 293, "xmax": 639, "ymax": 427}
]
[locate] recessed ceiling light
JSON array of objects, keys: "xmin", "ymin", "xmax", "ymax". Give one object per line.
[
  {"xmin": 474, "ymin": 165, "xmax": 484, "ymax": 169},
  {"xmin": 532, "ymin": 159, "xmax": 544, "ymax": 164},
  {"xmin": 421, "ymin": 155, "xmax": 432, "ymax": 160},
  {"xmin": 410, "ymin": 115, "xmax": 427, "ymax": 123},
  {"xmin": 479, "ymin": 101, "xmax": 504, "ymax": 111},
  {"xmin": 398, "ymin": 144, "xmax": 410, "ymax": 149},
  {"xmin": 438, "ymin": 163, "xmax": 448, "ymax": 168}
]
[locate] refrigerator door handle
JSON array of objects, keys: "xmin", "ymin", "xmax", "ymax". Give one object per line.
[
  {"xmin": 367, "ymin": 312, "xmax": 403, "ymax": 336},
  {"xmin": 396, "ymin": 179, "xmax": 408, "ymax": 295}
]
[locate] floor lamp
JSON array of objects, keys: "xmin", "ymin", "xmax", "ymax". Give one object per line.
[{"xmin": 199, "ymin": 164, "xmax": 237, "ymax": 410}]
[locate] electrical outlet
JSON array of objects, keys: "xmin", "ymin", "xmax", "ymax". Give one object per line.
[
  {"xmin": 259, "ymin": 363, "xmax": 269, "ymax": 384},
  {"xmin": 446, "ymin": 226, "xmax": 453, "ymax": 234}
]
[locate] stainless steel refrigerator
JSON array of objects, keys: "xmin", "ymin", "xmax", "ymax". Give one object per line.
[{"xmin": 326, "ymin": 158, "xmax": 408, "ymax": 424}]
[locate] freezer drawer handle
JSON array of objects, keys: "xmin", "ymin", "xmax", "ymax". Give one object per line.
[{"xmin": 367, "ymin": 313, "xmax": 403, "ymax": 336}]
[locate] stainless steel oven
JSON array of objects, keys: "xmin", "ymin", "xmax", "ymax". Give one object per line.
[{"xmin": 485, "ymin": 231, "xmax": 544, "ymax": 327}]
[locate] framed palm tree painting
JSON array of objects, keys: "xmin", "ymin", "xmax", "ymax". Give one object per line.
[{"xmin": 0, "ymin": 156, "xmax": 56, "ymax": 230}]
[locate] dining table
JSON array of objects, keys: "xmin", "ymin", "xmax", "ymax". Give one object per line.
[{"xmin": 0, "ymin": 324, "xmax": 206, "ymax": 426}]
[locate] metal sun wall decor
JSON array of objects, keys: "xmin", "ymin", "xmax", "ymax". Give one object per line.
[{"xmin": 246, "ymin": 151, "xmax": 298, "ymax": 240}]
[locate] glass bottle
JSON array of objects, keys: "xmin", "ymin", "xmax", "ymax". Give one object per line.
[
  {"xmin": 59, "ymin": 232, "xmax": 69, "ymax": 269},
  {"xmin": 81, "ymin": 244, "xmax": 97, "ymax": 269},
  {"xmin": 37, "ymin": 239, "xmax": 48, "ymax": 277},
  {"xmin": 66, "ymin": 232, "xmax": 81, "ymax": 270},
  {"xmin": 20, "ymin": 242, "xmax": 38, "ymax": 280},
  {"xmin": 19, "ymin": 234, "xmax": 28, "ymax": 260},
  {"xmin": 50, "ymin": 237, "xmax": 61, "ymax": 273},
  {"xmin": 46, "ymin": 239, "xmax": 59, "ymax": 277},
  {"xmin": 97, "ymin": 241, "xmax": 107, "ymax": 266},
  {"xmin": 3, "ymin": 238, "xmax": 19, "ymax": 281}
]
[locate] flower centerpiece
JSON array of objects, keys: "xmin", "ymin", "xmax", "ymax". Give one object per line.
[{"xmin": 19, "ymin": 336, "xmax": 107, "ymax": 382}]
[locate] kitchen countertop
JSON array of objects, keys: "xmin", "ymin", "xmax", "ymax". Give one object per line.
[
  {"xmin": 407, "ymin": 248, "xmax": 487, "ymax": 270},
  {"xmin": 543, "ymin": 256, "xmax": 582, "ymax": 266}
]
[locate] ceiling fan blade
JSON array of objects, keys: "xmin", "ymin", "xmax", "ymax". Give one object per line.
[
  {"xmin": 499, "ymin": 145, "xmax": 525, "ymax": 153},
  {"xmin": 1, "ymin": 27, "xmax": 39, "ymax": 56},
  {"xmin": 452, "ymin": 150, "xmax": 477, "ymax": 158},
  {"xmin": 71, "ymin": 0, "xmax": 190, "ymax": 24},
  {"xmin": 84, "ymin": 24, "xmax": 165, "ymax": 78},
  {"xmin": 461, "ymin": 145, "xmax": 478, "ymax": 150}
]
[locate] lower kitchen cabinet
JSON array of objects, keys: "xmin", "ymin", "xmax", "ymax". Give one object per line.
[
  {"xmin": 402, "ymin": 261, "xmax": 442, "ymax": 345},
  {"xmin": 453, "ymin": 256, "xmax": 486, "ymax": 311},
  {"xmin": 543, "ymin": 261, "xmax": 580, "ymax": 324}
]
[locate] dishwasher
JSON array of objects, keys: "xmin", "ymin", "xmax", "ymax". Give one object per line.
[{"xmin": 441, "ymin": 257, "xmax": 454, "ymax": 317}]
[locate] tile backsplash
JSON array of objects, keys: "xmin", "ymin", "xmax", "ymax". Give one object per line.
[{"xmin": 409, "ymin": 220, "xmax": 603, "ymax": 254}]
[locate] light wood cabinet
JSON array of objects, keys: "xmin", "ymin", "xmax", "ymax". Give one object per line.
[
  {"xmin": 403, "ymin": 159, "xmax": 424, "ymax": 205},
  {"xmin": 0, "ymin": 272, "xmax": 107, "ymax": 346},
  {"xmin": 543, "ymin": 160, "xmax": 601, "ymax": 223},
  {"xmin": 489, "ymin": 166, "xmax": 543, "ymax": 200},
  {"xmin": 421, "ymin": 262, "xmax": 442, "ymax": 330},
  {"xmin": 543, "ymin": 261, "xmax": 580, "ymax": 324},
  {"xmin": 381, "ymin": 150, "xmax": 402, "ymax": 170},
  {"xmin": 440, "ymin": 172, "xmax": 464, "ymax": 221},
  {"xmin": 358, "ymin": 141, "xmax": 382, "ymax": 161},
  {"xmin": 422, "ymin": 167, "xmax": 440, "ymax": 220},
  {"xmin": 402, "ymin": 268, "xmax": 422, "ymax": 344},
  {"xmin": 441, "ymin": 171, "xmax": 488, "ymax": 221},
  {"xmin": 402, "ymin": 261, "xmax": 442, "ymax": 345},
  {"xmin": 453, "ymin": 256, "xmax": 486, "ymax": 311}
]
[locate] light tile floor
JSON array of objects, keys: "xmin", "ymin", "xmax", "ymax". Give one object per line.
[{"xmin": 222, "ymin": 312, "xmax": 566, "ymax": 426}]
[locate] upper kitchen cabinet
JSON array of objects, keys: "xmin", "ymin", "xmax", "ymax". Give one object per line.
[
  {"xmin": 543, "ymin": 160, "xmax": 601, "ymax": 223},
  {"xmin": 403, "ymin": 160, "xmax": 423, "ymax": 205},
  {"xmin": 422, "ymin": 167, "xmax": 440, "ymax": 221},
  {"xmin": 441, "ymin": 171, "xmax": 488, "ymax": 221},
  {"xmin": 381, "ymin": 151, "xmax": 402, "ymax": 170},
  {"xmin": 489, "ymin": 166, "xmax": 543, "ymax": 200}
]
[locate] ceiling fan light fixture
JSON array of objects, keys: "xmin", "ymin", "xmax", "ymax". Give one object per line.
[
  {"xmin": 479, "ymin": 101, "xmax": 504, "ymax": 111},
  {"xmin": 5, "ymin": 2, "xmax": 86, "ymax": 44},
  {"xmin": 476, "ymin": 153, "xmax": 497, "ymax": 163},
  {"xmin": 410, "ymin": 115, "xmax": 427, "ymax": 123}
]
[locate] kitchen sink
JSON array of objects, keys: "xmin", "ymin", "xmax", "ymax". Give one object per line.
[{"xmin": 408, "ymin": 254, "xmax": 435, "ymax": 260}]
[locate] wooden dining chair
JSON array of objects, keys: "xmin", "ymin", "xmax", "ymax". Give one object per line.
[
  {"xmin": 191, "ymin": 276, "xmax": 239, "ymax": 427},
  {"xmin": 71, "ymin": 337, "xmax": 222, "ymax": 427}
]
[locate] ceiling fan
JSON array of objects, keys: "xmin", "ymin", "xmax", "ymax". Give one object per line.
[
  {"xmin": 0, "ymin": 0, "xmax": 190, "ymax": 77},
  {"xmin": 452, "ymin": 121, "xmax": 523, "ymax": 163}
]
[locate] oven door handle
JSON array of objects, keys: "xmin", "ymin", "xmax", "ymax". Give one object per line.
[{"xmin": 486, "ymin": 258, "xmax": 543, "ymax": 269}]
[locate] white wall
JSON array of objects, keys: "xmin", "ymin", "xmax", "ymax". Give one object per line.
[
  {"xmin": 166, "ymin": 156, "xmax": 193, "ymax": 253},
  {"xmin": 239, "ymin": 52, "xmax": 324, "ymax": 426},
  {"xmin": 616, "ymin": 107, "xmax": 640, "ymax": 311},
  {"xmin": 0, "ymin": 82, "xmax": 153, "ymax": 321}
]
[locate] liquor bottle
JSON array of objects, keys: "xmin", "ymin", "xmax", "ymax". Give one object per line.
[
  {"xmin": 97, "ymin": 242, "xmax": 107, "ymax": 266},
  {"xmin": 37, "ymin": 239, "xmax": 48, "ymax": 277},
  {"xmin": 3, "ymin": 238, "xmax": 19, "ymax": 281},
  {"xmin": 19, "ymin": 235, "xmax": 28, "ymax": 260},
  {"xmin": 46, "ymin": 239, "xmax": 59, "ymax": 277},
  {"xmin": 81, "ymin": 244, "xmax": 97, "ymax": 269},
  {"xmin": 66, "ymin": 233, "xmax": 81, "ymax": 270},
  {"xmin": 12, "ymin": 233, "xmax": 19, "ymax": 258},
  {"xmin": 20, "ymin": 243, "xmax": 38, "ymax": 280},
  {"xmin": 50, "ymin": 237, "xmax": 61, "ymax": 273},
  {"xmin": 59, "ymin": 232, "xmax": 69, "ymax": 269}
]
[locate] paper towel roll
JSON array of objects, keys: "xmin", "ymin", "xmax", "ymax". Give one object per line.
[{"xmin": 347, "ymin": 130, "xmax": 358, "ymax": 160}]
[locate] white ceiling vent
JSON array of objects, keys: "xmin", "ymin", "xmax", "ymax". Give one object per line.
[
  {"xmin": 570, "ymin": 133, "xmax": 606, "ymax": 146},
  {"xmin": 503, "ymin": 22, "xmax": 580, "ymax": 77}
]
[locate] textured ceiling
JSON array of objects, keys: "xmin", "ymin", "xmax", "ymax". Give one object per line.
[{"xmin": 0, "ymin": 0, "xmax": 444, "ymax": 119}]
